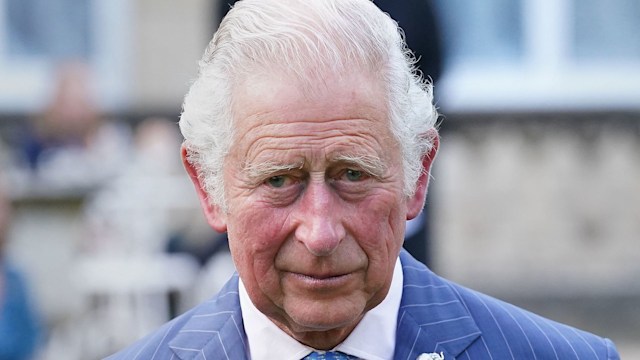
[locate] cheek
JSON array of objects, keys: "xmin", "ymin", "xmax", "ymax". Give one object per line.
[
  {"xmin": 227, "ymin": 204, "xmax": 297, "ymax": 314},
  {"xmin": 227, "ymin": 203, "xmax": 292, "ymax": 273},
  {"xmin": 346, "ymin": 192, "xmax": 406, "ymax": 280},
  {"xmin": 350, "ymin": 192, "xmax": 406, "ymax": 246}
]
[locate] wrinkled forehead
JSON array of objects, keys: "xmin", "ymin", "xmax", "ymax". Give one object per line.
[
  {"xmin": 225, "ymin": 68, "xmax": 399, "ymax": 173},
  {"xmin": 230, "ymin": 51, "xmax": 387, "ymax": 101},
  {"xmin": 230, "ymin": 68, "xmax": 390, "ymax": 129}
]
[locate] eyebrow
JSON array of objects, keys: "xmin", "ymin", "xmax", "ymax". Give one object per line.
[
  {"xmin": 242, "ymin": 160, "xmax": 305, "ymax": 182},
  {"xmin": 332, "ymin": 153, "xmax": 388, "ymax": 179}
]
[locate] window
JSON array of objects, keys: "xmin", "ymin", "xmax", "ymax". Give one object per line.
[
  {"xmin": 7, "ymin": 0, "xmax": 91, "ymax": 59},
  {"xmin": 435, "ymin": 0, "xmax": 640, "ymax": 112},
  {"xmin": 435, "ymin": 0, "xmax": 524, "ymax": 66},
  {"xmin": 573, "ymin": 0, "xmax": 640, "ymax": 62},
  {"xmin": 0, "ymin": 0, "xmax": 131, "ymax": 112}
]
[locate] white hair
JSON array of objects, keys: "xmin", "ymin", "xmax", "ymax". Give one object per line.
[{"xmin": 179, "ymin": 0, "xmax": 439, "ymax": 209}]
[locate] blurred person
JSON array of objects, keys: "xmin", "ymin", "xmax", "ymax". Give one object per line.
[
  {"xmin": 17, "ymin": 61, "xmax": 130, "ymax": 188},
  {"xmin": 82, "ymin": 117, "xmax": 186, "ymax": 255},
  {"xmin": 109, "ymin": 0, "xmax": 620, "ymax": 359},
  {"xmin": 132, "ymin": 117, "xmax": 185, "ymax": 175},
  {"xmin": 0, "ymin": 184, "xmax": 42, "ymax": 359},
  {"xmin": 216, "ymin": 0, "xmax": 443, "ymax": 266}
]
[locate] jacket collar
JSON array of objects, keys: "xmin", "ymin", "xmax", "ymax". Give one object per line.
[
  {"xmin": 168, "ymin": 274, "xmax": 248, "ymax": 360},
  {"xmin": 394, "ymin": 251, "xmax": 482, "ymax": 360}
]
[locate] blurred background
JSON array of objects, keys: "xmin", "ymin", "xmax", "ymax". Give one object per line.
[{"xmin": 0, "ymin": 0, "xmax": 638, "ymax": 358}]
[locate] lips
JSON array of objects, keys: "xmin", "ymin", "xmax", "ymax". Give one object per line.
[
  {"xmin": 295, "ymin": 272, "xmax": 348, "ymax": 280},
  {"xmin": 287, "ymin": 271, "xmax": 353, "ymax": 288}
]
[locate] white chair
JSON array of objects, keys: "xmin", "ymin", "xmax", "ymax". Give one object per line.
[{"xmin": 71, "ymin": 253, "xmax": 200, "ymax": 358}]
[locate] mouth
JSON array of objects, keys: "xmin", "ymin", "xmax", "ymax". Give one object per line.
[
  {"xmin": 288, "ymin": 271, "xmax": 353, "ymax": 288},
  {"xmin": 295, "ymin": 272, "xmax": 348, "ymax": 280}
]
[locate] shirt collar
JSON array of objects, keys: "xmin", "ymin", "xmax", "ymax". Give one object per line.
[{"xmin": 239, "ymin": 257, "xmax": 403, "ymax": 360}]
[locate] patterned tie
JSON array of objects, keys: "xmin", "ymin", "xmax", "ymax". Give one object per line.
[{"xmin": 303, "ymin": 351, "xmax": 359, "ymax": 359}]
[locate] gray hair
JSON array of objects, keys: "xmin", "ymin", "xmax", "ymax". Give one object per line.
[{"xmin": 179, "ymin": 0, "xmax": 438, "ymax": 209}]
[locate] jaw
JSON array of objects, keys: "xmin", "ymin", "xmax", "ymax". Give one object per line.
[{"xmin": 269, "ymin": 312, "xmax": 364, "ymax": 350}]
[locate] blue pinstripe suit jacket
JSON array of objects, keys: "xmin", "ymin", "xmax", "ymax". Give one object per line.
[{"xmin": 107, "ymin": 250, "xmax": 619, "ymax": 359}]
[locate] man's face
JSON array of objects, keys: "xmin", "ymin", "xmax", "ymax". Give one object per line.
[{"xmin": 194, "ymin": 71, "xmax": 426, "ymax": 347}]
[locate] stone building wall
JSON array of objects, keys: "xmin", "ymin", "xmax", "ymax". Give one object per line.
[{"xmin": 432, "ymin": 114, "xmax": 640, "ymax": 298}]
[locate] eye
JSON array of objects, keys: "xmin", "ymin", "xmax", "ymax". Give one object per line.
[
  {"xmin": 266, "ymin": 175, "xmax": 287, "ymax": 188},
  {"xmin": 261, "ymin": 174, "xmax": 302, "ymax": 206},
  {"xmin": 345, "ymin": 169, "xmax": 364, "ymax": 182}
]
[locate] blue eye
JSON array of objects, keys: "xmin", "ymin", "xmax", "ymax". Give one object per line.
[
  {"xmin": 345, "ymin": 169, "xmax": 363, "ymax": 181},
  {"xmin": 267, "ymin": 176, "xmax": 286, "ymax": 188}
]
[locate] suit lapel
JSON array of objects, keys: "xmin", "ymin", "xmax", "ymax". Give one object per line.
[
  {"xmin": 169, "ymin": 274, "xmax": 249, "ymax": 360},
  {"xmin": 394, "ymin": 251, "xmax": 482, "ymax": 360}
]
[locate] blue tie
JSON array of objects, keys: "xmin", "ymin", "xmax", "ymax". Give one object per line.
[{"xmin": 303, "ymin": 351, "xmax": 358, "ymax": 359}]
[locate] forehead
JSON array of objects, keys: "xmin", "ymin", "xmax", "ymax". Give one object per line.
[
  {"xmin": 233, "ymin": 69, "xmax": 387, "ymax": 120},
  {"xmin": 229, "ymin": 71, "xmax": 394, "ymax": 163}
]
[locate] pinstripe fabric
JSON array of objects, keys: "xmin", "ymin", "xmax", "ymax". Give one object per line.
[
  {"xmin": 107, "ymin": 251, "xmax": 619, "ymax": 359},
  {"xmin": 394, "ymin": 251, "xmax": 619, "ymax": 360}
]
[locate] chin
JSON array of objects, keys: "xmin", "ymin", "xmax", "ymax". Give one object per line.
[{"xmin": 285, "ymin": 299, "xmax": 365, "ymax": 333}]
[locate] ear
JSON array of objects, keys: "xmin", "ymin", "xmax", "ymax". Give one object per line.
[
  {"xmin": 406, "ymin": 131, "xmax": 439, "ymax": 220},
  {"xmin": 181, "ymin": 145, "xmax": 228, "ymax": 232}
]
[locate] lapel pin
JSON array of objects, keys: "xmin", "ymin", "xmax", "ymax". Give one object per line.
[{"xmin": 417, "ymin": 352, "xmax": 445, "ymax": 360}]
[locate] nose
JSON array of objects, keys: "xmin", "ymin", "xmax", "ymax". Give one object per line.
[{"xmin": 294, "ymin": 180, "xmax": 346, "ymax": 256}]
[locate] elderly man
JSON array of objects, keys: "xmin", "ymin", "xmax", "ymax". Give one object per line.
[{"xmin": 109, "ymin": 0, "xmax": 619, "ymax": 359}]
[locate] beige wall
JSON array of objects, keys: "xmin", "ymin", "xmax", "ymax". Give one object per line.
[
  {"xmin": 132, "ymin": 0, "xmax": 216, "ymax": 112},
  {"xmin": 432, "ymin": 118, "xmax": 640, "ymax": 297}
]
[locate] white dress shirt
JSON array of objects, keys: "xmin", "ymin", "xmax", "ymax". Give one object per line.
[{"xmin": 239, "ymin": 258, "xmax": 403, "ymax": 360}]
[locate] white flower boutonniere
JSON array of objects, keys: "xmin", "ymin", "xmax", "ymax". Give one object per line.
[{"xmin": 417, "ymin": 352, "xmax": 445, "ymax": 360}]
